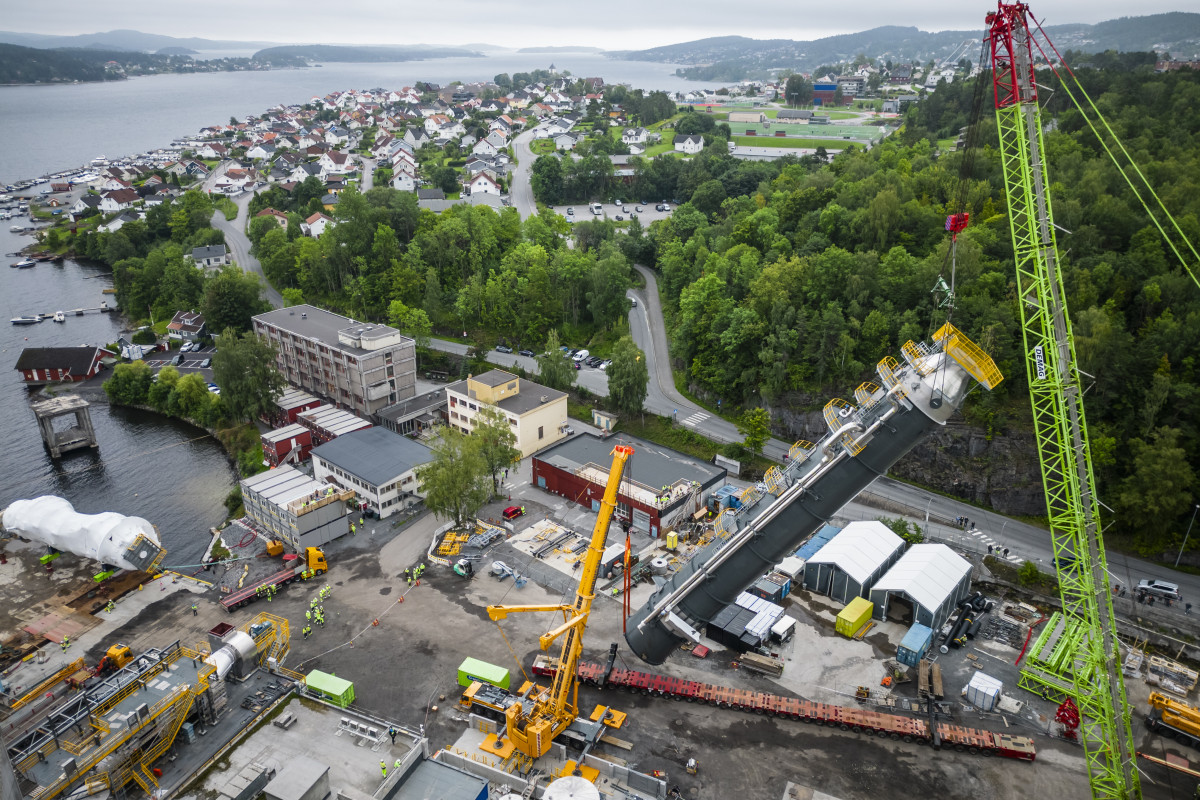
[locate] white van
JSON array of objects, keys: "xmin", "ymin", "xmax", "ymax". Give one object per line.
[
  {"xmin": 589, "ymin": 203, "xmax": 603, "ymax": 216},
  {"xmin": 573, "ymin": 349, "xmax": 589, "ymax": 362}
]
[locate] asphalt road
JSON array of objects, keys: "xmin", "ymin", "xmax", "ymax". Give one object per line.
[
  {"xmin": 209, "ymin": 190, "xmax": 283, "ymax": 309},
  {"xmin": 509, "ymin": 129, "xmax": 537, "ymax": 219}
]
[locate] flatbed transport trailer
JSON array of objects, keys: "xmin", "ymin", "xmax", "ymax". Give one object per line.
[
  {"xmin": 221, "ymin": 547, "xmax": 328, "ymax": 611},
  {"xmin": 562, "ymin": 660, "xmax": 1036, "ymax": 761}
]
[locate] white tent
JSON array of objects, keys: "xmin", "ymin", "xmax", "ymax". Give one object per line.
[
  {"xmin": 803, "ymin": 521, "xmax": 906, "ymax": 604},
  {"xmin": 869, "ymin": 543, "xmax": 972, "ymax": 630}
]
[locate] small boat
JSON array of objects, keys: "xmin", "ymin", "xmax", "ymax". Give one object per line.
[
  {"xmin": 11, "ymin": 316, "xmax": 42, "ymax": 325},
  {"xmin": 11, "ymin": 258, "xmax": 35, "ymax": 268},
  {"xmin": 99, "ymin": 302, "xmax": 111, "ymax": 312},
  {"xmin": 9, "ymin": 225, "xmax": 23, "ymax": 233},
  {"xmin": 53, "ymin": 311, "xmax": 66, "ymax": 323}
]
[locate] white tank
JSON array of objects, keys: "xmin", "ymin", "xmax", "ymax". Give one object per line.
[
  {"xmin": 204, "ymin": 631, "xmax": 258, "ymax": 679},
  {"xmin": 543, "ymin": 776, "xmax": 601, "ymax": 800},
  {"xmin": 2, "ymin": 496, "xmax": 163, "ymax": 571}
]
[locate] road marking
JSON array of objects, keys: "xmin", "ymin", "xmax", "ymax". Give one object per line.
[
  {"xmin": 681, "ymin": 412, "xmax": 709, "ymax": 427},
  {"xmin": 1008, "ymin": 555, "xmax": 1022, "ymax": 563}
]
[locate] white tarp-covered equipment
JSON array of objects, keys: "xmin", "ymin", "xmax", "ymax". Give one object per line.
[
  {"xmin": 964, "ymin": 671, "xmax": 1003, "ymax": 711},
  {"xmin": 2, "ymin": 496, "xmax": 165, "ymax": 571}
]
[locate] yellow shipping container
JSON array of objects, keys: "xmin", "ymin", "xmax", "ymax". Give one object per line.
[{"xmin": 835, "ymin": 597, "xmax": 874, "ymax": 638}]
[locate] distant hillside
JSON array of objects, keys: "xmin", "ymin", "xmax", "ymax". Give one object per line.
[
  {"xmin": 252, "ymin": 44, "xmax": 481, "ymax": 64},
  {"xmin": 0, "ymin": 43, "xmax": 113, "ymax": 83},
  {"xmin": 516, "ymin": 46, "xmax": 606, "ymax": 54},
  {"xmin": 0, "ymin": 29, "xmax": 273, "ymax": 52},
  {"xmin": 615, "ymin": 14, "xmax": 1200, "ymax": 80}
]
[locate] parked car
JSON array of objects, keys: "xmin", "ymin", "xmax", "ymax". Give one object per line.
[
  {"xmin": 614, "ymin": 198, "xmax": 623, "ymax": 206},
  {"xmin": 615, "ymin": 215, "xmax": 623, "ymax": 221},
  {"xmin": 586, "ymin": 356, "xmax": 603, "ymax": 367},
  {"xmin": 622, "ymin": 206, "xmax": 629, "ymax": 213},
  {"xmin": 631, "ymin": 298, "xmax": 637, "ymax": 307},
  {"xmin": 573, "ymin": 349, "xmax": 590, "ymax": 362},
  {"xmin": 655, "ymin": 204, "xmax": 665, "ymax": 211},
  {"xmin": 502, "ymin": 505, "xmax": 525, "ymax": 520},
  {"xmin": 496, "ymin": 344, "xmax": 513, "ymax": 353},
  {"xmin": 1137, "ymin": 579, "xmax": 1181, "ymax": 601},
  {"xmin": 518, "ymin": 349, "xmax": 535, "ymax": 357},
  {"xmin": 199, "ymin": 358, "xmax": 212, "ymax": 368},
  {"xmin": 170, "ymin": 354, "xmax": 182, "ymax": 366},
  {"xmin": 207, "ymin": 383, "xmax": 220, "ymax": 395},
  {"xmin": 635, "ymin": 205, "xmax": 644, "ymax": 212},
  {"xmin": 599, "ymin": 360, "xmax": 611, "ymax": 371},
  {"xmin": 566, "ymin": 207, "xmax": 574, "ymax": 215}
]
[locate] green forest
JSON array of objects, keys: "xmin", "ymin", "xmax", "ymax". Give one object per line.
[{"xmin": 610, "ymin": 59, "xmax": 1197, "ymax": 556}]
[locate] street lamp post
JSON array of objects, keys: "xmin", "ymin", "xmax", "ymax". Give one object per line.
[{"xmin": 1174, "ymin": 504, "xmax": 1200, "ymax": 568}]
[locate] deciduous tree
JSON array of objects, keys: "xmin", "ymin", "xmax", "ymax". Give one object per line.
[
  {"xmin": 607, "ymin": 336, "xmax": 648, "ymax": 419},
  {"xmin": 212, "ymin": 328, "xmax": 285, "ymax": 422},
  {"xmin": 473, "ymin": 406, "xmax": 521, "ymax": 493},
  {"xmin": 417, "ymin": 425, "xmax": 493, "ymax": 528}
]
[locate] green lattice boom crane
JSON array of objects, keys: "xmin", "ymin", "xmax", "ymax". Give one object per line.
[{"xmin": 985, "ymin": 3, "xmax": 1138, "ymax": 798}]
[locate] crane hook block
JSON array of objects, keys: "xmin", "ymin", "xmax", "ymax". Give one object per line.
[{"xmin": 945, "ymin": 213, "xmax": 970, "ymax": 233}]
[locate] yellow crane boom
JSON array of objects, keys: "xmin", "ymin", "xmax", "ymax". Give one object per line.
[{"xmin": 487, "ymin": 444, "xmax": 634, "ymax": 758}]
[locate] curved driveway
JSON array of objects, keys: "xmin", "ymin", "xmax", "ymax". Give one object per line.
[{"xmin": 210, "ymin": 191, "xmax": 282, "ymax": 309}]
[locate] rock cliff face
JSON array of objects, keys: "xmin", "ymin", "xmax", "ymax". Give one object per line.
[{"xmin": 768, "ymin": 402, "xmax": 1047, "ymax": 517}]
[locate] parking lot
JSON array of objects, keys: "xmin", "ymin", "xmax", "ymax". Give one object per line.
[
  {"xmin": 143, "ymin": 342, "xmax": 217, "ymax": 385},
  {"xmin": 551, "ymin": 200, "xmax": 675, "ymax": 227}
]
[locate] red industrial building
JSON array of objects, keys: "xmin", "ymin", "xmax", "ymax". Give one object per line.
[
  {"xmin": 272, "ymin": 387, "xmax": 323, "ymax": 426},
  {"xmin": 14, "ymin": 346, "xmax": 116, "ymax": 385},
  {"xmin": 261, "ymin": 423, "xmax": 313, "ymax": 467},
  {"xmin": 531, "ymin": 434, "xmax": 726, "ymax": 537}
]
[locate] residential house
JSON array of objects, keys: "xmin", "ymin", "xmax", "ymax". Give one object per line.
[
  {"xmin": 290, "ymin": 163, "xmax": 322, "ymax": 183},
  {"xmin": 621, "ymin": 127, "xmax": 648, "ymax": 145},
  {"xmin": 99, "ymin": 189, "xmax": 139, "ymax": 213},
  {"xmin": 100, "ymin": 177, "xmax": 132, "ymax": 192},
  {"xmin": 391, "ymin": 171, "xmax": 415, "ymax": 192},
  {"xmin": 98, "ymin": 212, "xmax": 140, "ymax": 233},
  {"xmin": 554, "ymin": 132, "xmax": 583, "ymax": 151},
  {"xmin": 196, "ymin": 142, "xmax": 229, "ymax": 160},
  {"xmin": 189, "ymin": 244, "xmax": 229, "ymax": 269},
  {"xmin": 674, "ymin": 134, "xmax": 704, "ymax": 154},
  {"xmin": 15, "ymin": 346, "xmax": 117, "ymax": 384},
  {"xmin": 70, "ymin": 194, "xmax": 101, "ymax": 217},
  {"xmin": 464, "ymin": 172, "xmax": 501, "ymax": 196},
  {"xmin": 484, "ymin": 131, "xmax": 507, "ymax": 150},
  {"xmin": 889, "ymin": 64, "xmax": 913, "ymax": 84},
  {"xmin": 403, "ymin": 127, "xmax": 431, "ymax": 148},
  {"xmin": 302, "ymin": 212, "xmax": 334, "ymax": 237},
  {"xmin": 246, "ymin": 142, "xmax": 276, "ymax": 160},
  {"xmin": 472, "ymin": 138, "xmax": 500, "ymax": 157},
  {"xmin": 319, "ymin": 150, "xmax": 353, "ymax": 175},
  {"xmin": 256, "ymin": 207, "xmax": 290, "ymax": 228},
  {"xmin": 166, "ymin": 310, "xmax": 207, "ymax": 341}
]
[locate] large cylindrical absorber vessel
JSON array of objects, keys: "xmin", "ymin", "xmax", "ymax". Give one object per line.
[
  {"xmin": 204, "ymin": 631, "xmax": 259, "ymax": 680},
  {"xmin": 625, "ymin": 326, "xmax": 1002, "ymax": 665}
]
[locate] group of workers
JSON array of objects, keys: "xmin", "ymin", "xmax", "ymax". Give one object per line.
[
  {"xmin": 403, "ymin": 563, "xmax": 426, "ymax": 586},
  {"xmin": 255, "ymin": 583, "xmax": 279, "ymax": 601},
  {"xmin": 302, "ymin": 585, "xmax": 334, "ymax": 638}
]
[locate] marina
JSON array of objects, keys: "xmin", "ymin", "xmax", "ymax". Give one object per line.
[{"xmin": 8, "ymin": 304, "xmax": 112, "ymax": 325}]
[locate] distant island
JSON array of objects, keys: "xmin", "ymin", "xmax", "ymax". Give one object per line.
[
  {"xmin": 516, "ymin": 46, "xmax": 606, "ymax": 54},
  {"xmin": 0, "ymin": 42, "xmax": 302, "ymax": 85},
  {"xmin": 251, "ymin": 44, "xmax": 482, "ymax": 65},
  {"xmin": 613, "ymin": 12, "xmax": 1200, "ymax": 80}
]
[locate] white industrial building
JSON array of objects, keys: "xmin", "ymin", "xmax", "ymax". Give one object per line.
[
  {"xmin": 310, "ymin": 427, "xmax": 434, "ymax": 518},
  {"xmin": 802, "ymin": 521, "xmax": 906, "ymax": 604},
  {"xmin": 868, "ymin": 543, "xmax": 973, "ymax": 630}
]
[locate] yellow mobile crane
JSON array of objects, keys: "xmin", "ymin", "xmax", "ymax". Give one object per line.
[{"xmin": 487, "ymin": 444, "xmax": 634, "ymax": 758}]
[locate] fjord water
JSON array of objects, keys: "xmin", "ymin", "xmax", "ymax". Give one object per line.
[{"xmin": 0, "ymin": 226, "xmax": 235, "ymax": 569}]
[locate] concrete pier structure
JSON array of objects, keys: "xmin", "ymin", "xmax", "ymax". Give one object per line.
[{"xmin": 31, "ymin": 396, "xmax": 97, "ymax": 457}]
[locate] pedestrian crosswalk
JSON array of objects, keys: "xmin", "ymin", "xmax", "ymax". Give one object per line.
[
  {"xmin": 969, "ymin": 529, "xmax": 1021, "ymax": 562},
  {"xmin": 680, "ymin": 411, "xmax": 709, "ymax": 427}
]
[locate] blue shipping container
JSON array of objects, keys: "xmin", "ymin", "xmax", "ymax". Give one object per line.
[{"xmin": 896, "ymin": 623, "xmax": 935, "ymax": 668}]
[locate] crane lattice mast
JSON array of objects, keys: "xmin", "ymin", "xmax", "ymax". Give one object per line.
[{"xmin": 985, "ymin": 3, "xmax": 1138, "ymax": 797}]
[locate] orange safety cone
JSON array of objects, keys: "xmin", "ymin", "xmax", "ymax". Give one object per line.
[
  {"xmin": 373, "ymin": 619, "xmax": 379, "ymax": 626},
  {"xmin": 397, "ymin": 597, "xmax": 404, "ymax": 603},
  {"xmin": 415, "ymin": 580, "xmax": 420, "ymax": 586}
]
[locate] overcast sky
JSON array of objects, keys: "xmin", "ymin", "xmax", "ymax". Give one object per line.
[{"xmin": 4, "ymin": 0, "xmax": 1192, "ymax": 50}]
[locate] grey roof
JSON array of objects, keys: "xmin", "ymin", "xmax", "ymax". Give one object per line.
[
  {"xmin": 253, "ymin": 305, "xmax": 411, "ymax": 357},
  {"xmin": 310, "ymin": 427, "xmax": 433, "ymax": 487},
  {"xmin": 263, "ymin": 757, "xmax": 328, "ymax": 800},
  {"xmin": 377, "ymin": 390, "xmax": 446, "ymax": 423},
  {"xmin": 534, "ymin": 433, "xmax": 726, "ymax": 490},
  {"xmin": 446, "ymin": 371, "xmax": 567, "ymax": 416},
  {"xmin": 242, "ymin": 465, "xmax": 325, "ymax": 511},
  {"xmin": 777, "ymin": 109, "xmax": 814, "ymax": 119},
  {"xmin": 298, "ymin": 404, "xmax": 372, "ymax": 436},
  {"xmin": 391, "ymin": 758, "xmax": 487, "ymax": 800},
  {"xmin": 191, "ymin": 244, "xmax": 227, "ymax": 260}
]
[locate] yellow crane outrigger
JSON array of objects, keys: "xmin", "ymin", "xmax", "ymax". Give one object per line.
[{"xmin": 487, "ymin": 444, "xmax": 634, "ymax": 758}]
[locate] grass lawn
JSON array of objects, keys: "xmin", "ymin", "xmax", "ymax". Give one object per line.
[
  {"xmin": 733, "ymin": 136, "xmax": 853, "ymax": 149},
  {"xmin": 642, "ymin": 141, "xmax": 676, "ymax": 158},
  {"xmin": 937, "ymin": 137, "xmax": 957, "ymax": 151},
  {"xmin": 530, "ymin": 138, "xmax": 556, "ymax": 156},
  {"xmin": 825, "ymin": 111, "xmax": 859, "ymax": 120},
  {"xmin": 214, "ymin": 196, "xmax": 238, "ymax": 221}
]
